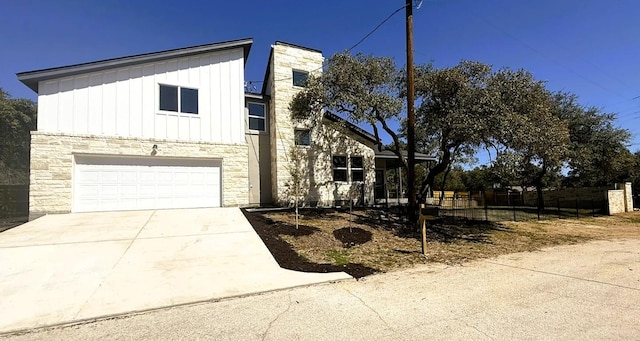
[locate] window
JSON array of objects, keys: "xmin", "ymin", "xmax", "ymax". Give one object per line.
[
  {"xmin": 159, "ymin": 84, "xmax": 198, "ymax": 114},
  {"xmin": 295, "ymin": 129, "xmax": 311, "ymax": 146},
  {"xmin": 350, "ymin": 156, "xmax": 364, "ymax": 182},
  {"xmin": 292, "ymin": 70, "xmax": 309, "ymax": 87},
  {"xmin": 248, "ymin": 102, "xmax": 266, "ymax": 131},
  {"xmin": 332, "ymin": 155, "xmax": 364, "ymax": 182},
  {"xmin": 332, "ymin": 156, "xmax": 348, "ymax": 182}
]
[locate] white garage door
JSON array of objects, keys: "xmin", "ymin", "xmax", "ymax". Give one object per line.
[{"xmin": 73, "ymin": 155, "xmax": 221, "ymax": 212}]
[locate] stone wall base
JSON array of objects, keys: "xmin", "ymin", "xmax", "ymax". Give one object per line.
[{"xmin": 30, "ymin": 132, "xmax": 248, "ymax": 215}]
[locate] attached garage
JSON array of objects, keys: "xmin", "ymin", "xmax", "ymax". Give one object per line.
[{"xmin": 73, "ymin": 155, "xmax": 222, "ymax": 212}]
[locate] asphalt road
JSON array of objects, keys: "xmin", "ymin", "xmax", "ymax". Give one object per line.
[{"xmin": 3, "ymin": 239, "xmax": 639, "ymax": 340}]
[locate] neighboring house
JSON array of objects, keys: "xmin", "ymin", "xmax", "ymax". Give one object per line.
[{"xmin": 18, "ymin": 38, "xmax": 434, "ymax": 218}]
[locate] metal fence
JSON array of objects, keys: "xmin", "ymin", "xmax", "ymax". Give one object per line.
[{"xmin": 434, "ymin": 191, "xmax": 607, "ymax": 222}]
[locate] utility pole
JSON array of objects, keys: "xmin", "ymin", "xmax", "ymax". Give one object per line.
[{"xmin": 405, "ymin": 0, "xmax": 417, "ymax": 223}]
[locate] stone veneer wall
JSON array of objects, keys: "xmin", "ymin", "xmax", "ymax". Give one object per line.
[
  {"xmin": 269, "ymin": 43, "xmax": 324, "ymax": 204},
  {"xmin": 29, "ymin": 132, "xmax": 248, "ymax": 216},
  {"xmin": 306, "ymin": 123, "xmax": 376, "ymax": 206},
  {"xmin": 622, "ymin": 182, "xmax": 633, "ymax": 212},
  {"xmin": 607, "ymin": 190, "xmax": 626, "ymax": 214}
]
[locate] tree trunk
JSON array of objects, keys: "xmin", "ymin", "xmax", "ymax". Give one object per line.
[
  {"xmin": 533, "ymin": 162, "xmax": 547, "ymax": 212},
  {"xmin": 440, "ymin": 166, "xmax": 452, "ymax": 192},
  {"xmin": 536, "ymin": 184, "xmax": 544, "ymax": 212},
  {"xmin": 418, "ymin": 149, "xmax": 452, "ymax": 202}
]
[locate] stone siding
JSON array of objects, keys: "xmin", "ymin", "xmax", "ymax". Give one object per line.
[
  {"xmin": 30, "ymin": 132, "xmax": 248, "ymax": 216},
  {"xmin": 621, "ymin": 182, "xmax": 633, "ymax": 212},
  {"xmin": 306, "ymin": 123, "xmax": 376, "ymax": 206},
  {"xmin": 607, "ymin": 190, "xmax": 626, "ymax": 214},
  {"xmin": 269, "ymin": 43, "xmax": 324, "ymax": 203}
]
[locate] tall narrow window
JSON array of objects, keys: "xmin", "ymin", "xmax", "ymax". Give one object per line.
[
  {"xmin": 159, "ymin": 85, "xmax": 178, "ymax": 112},
  {"xmin": 248, "ymin": 102, "xmax": 266, "ymax": 131},
  {"xmin": 332, "ymin": 155, "xmax": 348, "ymax": 182},
  {"xmin": 159, "ymin": 84, "xmax": 198, "ymax": 114},
  {"xmin": 292, "ymin": 70, "xmax": 309, "ymax": 87},
  {"xmin": 350, "ymin": 156, "xmax": 364, "ymax": 182},
  {"xmin": 180, "ymin": 88, "xmax": 198, "ymax": 114},
  {"xmin": 295, "ymin": 129, "xmax": 311, "ymax": 145}
]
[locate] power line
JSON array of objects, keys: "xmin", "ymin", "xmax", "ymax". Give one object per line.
[
  {"xmin": 245, "ymin": 4, "xmax": 409, "ymax": 86},
  {"xmin": 345, "ymin": 5, "xmax": 406, "ymax": 53}
]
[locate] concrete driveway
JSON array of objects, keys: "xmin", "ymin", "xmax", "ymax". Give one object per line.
[
  {"xmin": 5, "ymin": 239, "xmax": 639, "ymax": 340},
  {"xmin": 0, "ymin": 208, "xmax": 350, "ymax": 333}
]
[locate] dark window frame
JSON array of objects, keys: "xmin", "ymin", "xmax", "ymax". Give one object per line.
[
  {"xmin": 332, "ymin": 155, "xmax": 348, "ymax": 182},
  {"xmin": 247, "ymin": 102, "xmax": 266, "ymax": 131},
  {"xmin": 350, "ymin": 156, "xmax": 364, "ymax": 182},
  {"xmin": 292, "ymin": 70, "xmax": 309, "ymax": 87},
  {"xmin": 295, "ymin": 129, "xmax": 311, "ymax": 146},
  {"xmin": 159, "ymin": 84, "xmax": 199, "ymax": 114},
  {"xmin": 332, "ymin": 155, "xmax": 365, "ymax": 182}
]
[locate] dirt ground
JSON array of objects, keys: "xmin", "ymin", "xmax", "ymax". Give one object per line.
[{"xmin": 242, "ymin": 207, "xmax": 640, "ymax": 278}]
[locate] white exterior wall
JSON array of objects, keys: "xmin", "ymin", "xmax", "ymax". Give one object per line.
[{"xmin": 36, "ymin": 48, "xmax": 245, "ymax": 144}]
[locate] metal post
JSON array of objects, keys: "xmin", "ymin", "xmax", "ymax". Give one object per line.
[
  {"xmin": 385, "ymin": 182, "xmax": 389, "ymax": 209},
  {"xmin": 395, "ymin": 168, "xmax": 399, "ymax": 201},
  {"xmin": 398, "ymin": 167, "xmax": 402, "ymax": 204},
  {"xmin": 484, "ymin": 191, "xmax": 489, "ymax": 221},
  {"xmin": 420, "ymin": 204, "xmax": 427, "ymax": 256}
]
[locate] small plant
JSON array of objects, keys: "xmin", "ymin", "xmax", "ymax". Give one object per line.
[
  {"xmin": 628, "ymin": 217, "xmax": 640, "ymax": 224},
  {"xmin": 325, "ymin": 249, "xmax": 349, "ymax": 266}
]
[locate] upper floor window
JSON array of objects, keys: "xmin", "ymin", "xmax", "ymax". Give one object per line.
[
  {"xmin": 248, "ymin": 102, "xmax": 266, "ymax": 131},
  {"xmin": 159, "ymin": 84, "xmax": 198, "ymax": 114},
  {"xmin": 292, "ymin": 70, "xmax": 309, "ymax": 87},
  {"xmin": 295, "ymin": 129, "xmax": 311, "ymax": 146}
]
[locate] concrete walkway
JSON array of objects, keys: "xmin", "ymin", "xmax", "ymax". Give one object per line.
[{"xmin": 0, "ymin": 208, "xmax": 351, "ymax": 333}]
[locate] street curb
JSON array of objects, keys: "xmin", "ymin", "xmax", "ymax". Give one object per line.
[{"xmin": 0, "ymin": 275, "xmax": 354, "ymax": 338}]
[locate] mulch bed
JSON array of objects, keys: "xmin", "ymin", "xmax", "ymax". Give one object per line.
[{"xmin": 243, "ymin": 207, "xmax": 640, "ymax": 279}]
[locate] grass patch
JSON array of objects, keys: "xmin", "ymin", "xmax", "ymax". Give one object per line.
[
  {"xmin": 628, "ymin": 217, "xmax": 640, "ymax": 224},
  {"xmin": 326, "ymin": 249, "xmax": 350, "ymax": 266}
]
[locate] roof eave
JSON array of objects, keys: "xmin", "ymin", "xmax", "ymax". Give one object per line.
[
  {"xmin": 323, "ymin": 112, "xmax": 377, "ymax": 144},
  {"xmin": 17, "ymin": 38, "xmax": 253, "ymax": 93}
]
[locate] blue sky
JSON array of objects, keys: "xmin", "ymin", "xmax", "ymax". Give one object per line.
[{"xmin": 2, "ymin": 0, "xmax": 639, "ymax": 154}]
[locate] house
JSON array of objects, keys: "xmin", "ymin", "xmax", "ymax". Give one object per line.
[{"xmin": 17, "ymin": 38, "xmax": 435, "ymax": 218}]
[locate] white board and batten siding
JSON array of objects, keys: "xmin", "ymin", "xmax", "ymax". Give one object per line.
[{"xmin": 36, "ymin": 48, "xmax": 246, "ymax": 144}]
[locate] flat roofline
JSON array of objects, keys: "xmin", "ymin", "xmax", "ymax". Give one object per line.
[
  {"xmin": 17, "ymin": 38, "xmax": 253, "ymax": 93},
  {"xmin": 274, "ymin": 41, "xmax": 322, "ymax": 54}
]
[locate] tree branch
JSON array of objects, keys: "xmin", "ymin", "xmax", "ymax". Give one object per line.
[{"xmin": 374, "ymin": 110, "xmax": 406, "ymax": 169}]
